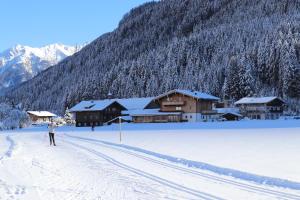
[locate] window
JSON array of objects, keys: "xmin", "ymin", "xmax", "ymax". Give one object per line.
[
  {"xmin": 78, "ymin": 123, "xmax": 81, "ymax": 127},
  {"xmin": 176, "ymin": 107, "xmax": 182, "ymax": 111}
]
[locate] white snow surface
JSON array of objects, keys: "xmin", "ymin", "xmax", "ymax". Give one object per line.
[
  {"xmin": 1, "ymin": 120, "xmax": 300, "ymax": 199},
  {"xmin": 234, "ymin": 96, "xmax": 282, "ymax": 104},
  {"xmin": 69, "ymin": 99, "xmax": 116, "ymax": 112},
  {"xmin": 70, "ymin": 97, "xmax": 153, "ymax": 112},
  {"xmin": 27, "ymin": 111, "xmax": 56, "ymax": 117}
]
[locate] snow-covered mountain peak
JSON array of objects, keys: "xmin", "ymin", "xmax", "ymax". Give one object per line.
[{"xmin": 0, "ymin": 43, "xmax": 84, "ymax": 90}]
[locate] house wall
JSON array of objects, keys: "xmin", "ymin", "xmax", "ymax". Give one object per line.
[
  {"xmin": 196, "ymin": 100, "xmax": 213, "ymax": 112},
  {"xmin": 28, "ymin": 114, "xmax": 52, "ymax": 123},
  {"xmin": 158, "ymin": 93, "xmax": 197, "ymax": 113},
  {"xmin": 157, "ymin": 93, "xmax": 215, "ymax": 113},
  {"xmin": 133, "ymin": 115, "xmax": 181, "ymax": 123},
  {"xmin": 75, "ymin": 102, "xmax": 125, "ymax": 127},
  {"xmin": 154, "ymin": 93, "xmax": 216, "ymax": 122}
]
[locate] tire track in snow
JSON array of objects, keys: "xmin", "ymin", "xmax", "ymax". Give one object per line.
[
  {"xmin": 65, "ymin": 134, "xmax": 300, "ymax": 200},
  {"xmin": 63, "ymin": 139, "xmax": 225, "ymax": 200}
]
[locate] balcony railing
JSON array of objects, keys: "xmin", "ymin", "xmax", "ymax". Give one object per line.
[
  {"xmin": 242, "ymin": 106, "xmax": 282, "ymax": 112},
  {"xmin": 162, "ymin": 101, "xmax": 185, "ymax": 106}
]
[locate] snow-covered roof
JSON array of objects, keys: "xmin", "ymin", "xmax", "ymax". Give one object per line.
[
  {"xmin": 154, "ymin": 89, "xmax": 220, "ymax": 101},
  {"xmin": 125, "ymin": 109, "xmax": 181, "ymax": 116},
  {"xmin": 117, "ymin": 97, "xmax": 153, "ymax": 110},
  {"xmin": 69, "ymin": 99, "xmax": 119, "ymax": 112},
  {"xmin": 215, "ymin": 108, "xmax": 240, "ymax": 114},
  {"xmin": 27, "ymin": 111, "xmax": 56, "ymax": 117},
  {"xmin": 120, "ymin": 115, "xmax": 132, "ymax": 121},
  {"xmin": 221, "ymin": 112, "xmax": 243, "ymax": 117},
  {"xmin": 234, "ymin": 97, "xmax": 284, "ymax": 105},
  {"xmin": 69, "ymin": 97, "xmax": 154, "ymax": 112}
]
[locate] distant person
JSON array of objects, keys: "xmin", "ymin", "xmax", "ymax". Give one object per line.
[
  {"xmin": 48, "ymin": 120, "xmax": 57, "ymax": 146},
  {"xmin": 91, "ymin": 123, "xmax": 95, "ymax": 131}
]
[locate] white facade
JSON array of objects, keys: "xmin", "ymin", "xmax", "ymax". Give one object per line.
[{"xmin": 182, "ymin": 113, "xmax": 219, "ymax": 122}]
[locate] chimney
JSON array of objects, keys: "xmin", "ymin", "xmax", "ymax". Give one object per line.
[{"xmin": 107, "ymin": 91, "xmax": 113, "ymax": 99}]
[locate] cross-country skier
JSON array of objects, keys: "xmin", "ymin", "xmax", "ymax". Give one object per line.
[{"xmin": 48, "ymin": 120, "xmax": 57, "ymax": 146}]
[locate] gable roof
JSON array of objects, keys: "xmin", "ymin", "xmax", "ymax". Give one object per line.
[
  {"xmin": 27, "ymin": 111, "xmax": 56, "ymax": 117},
  {"xmin": 69, "ymin": 97, "xmax": 154, "ymax": 112},
  {"xmin": 234, "ymin": 97, "xmax": 284, "ymax": 105},
  {"xmin": 117, "ymin": 97, "xmax": 154, "ymax": 110},
  {"xmin": 69, "ymin": 99, "xmax": 121, "ymax": 112},
  {"xmin": 154, "ymin": 89, "xmax": 220, "ymax": 101}
]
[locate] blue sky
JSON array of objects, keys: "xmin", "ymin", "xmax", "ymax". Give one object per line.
[{"xmin": 0, "ymin": 0, "xmax": 152, "ymax": 51}]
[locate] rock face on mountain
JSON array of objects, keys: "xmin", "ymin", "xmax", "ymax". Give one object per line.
[
  {"xmin": 4, "ymin": 0, "xmax": 300, "ymax": 114},
  {"xmin": 0, "ymin": 44, "xmax": 81, "ymax": 91}
]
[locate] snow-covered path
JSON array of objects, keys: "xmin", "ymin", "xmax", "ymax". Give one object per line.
[{"xmin": 1, "ymin": 121, "xmax": 300, "ymax": 200}]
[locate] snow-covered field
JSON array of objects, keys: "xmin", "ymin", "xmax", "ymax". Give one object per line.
[{"xmin": 1, "ymin": 120, "xmax": 300, "ymax": 200}]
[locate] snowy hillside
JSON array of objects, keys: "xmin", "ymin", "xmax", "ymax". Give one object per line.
[
  {"xmin": 0, "ymin": 120, "xmax": 300, "ymax": 199},
  {"xmin": 0, "ymin": 44, "xmax": 82, "ymax": 91}
]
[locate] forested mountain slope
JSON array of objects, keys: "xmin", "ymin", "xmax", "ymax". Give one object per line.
[{"xmin": 3, "ymin": 0, "xmax": 300, "ymax": 114}]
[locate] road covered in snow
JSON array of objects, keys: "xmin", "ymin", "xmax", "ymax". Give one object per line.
[{"xmin": 1, "ymin": 120, "xmax": 300, "ymax": 200}]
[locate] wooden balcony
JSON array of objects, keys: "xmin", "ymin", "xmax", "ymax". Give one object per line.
[{"xmin": 162, "ymin": 101, "xmax": 185, "ymax": 106}]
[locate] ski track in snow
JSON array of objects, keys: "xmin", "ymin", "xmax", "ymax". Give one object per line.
[
  {"xmin": 64, "ymin": 134, "xmax": 300, "ymax": 191},
  {"xmin": 0, "ymin": 134, "xmax": 28, "ymax": 200},
  {"xmin": 62, "ymin": 139, "xmax": 224, "ymax": 200},
  {"xmin": 1, "ymin": 133, "xmax": 203, "ymax": 200},
  {"xmin": 64, "ymin": 134, "xmax": 300, "ymax": 200},
  {"xmin": 2, "ymin": 129, "xmax": 300, "ymax": 200}
]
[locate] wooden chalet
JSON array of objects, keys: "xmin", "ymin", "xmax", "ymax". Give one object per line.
[
  {"xmin": 234, "ymin": 97, "xmax": 285, "ymax": 120},
  {"xmin": 131, "ymin": 89, "xmax": 220, "ymax": 123},
  {"xmin": 70, "ymin": 97, "xmax": 154, "ymax": 127},
  {"xmin": 27, "ymin": 111, "xmax": 56, "ymax": 124},
  {"xmin": 70, "ymin": 100, "xmax": 126, "ymax": 127}
]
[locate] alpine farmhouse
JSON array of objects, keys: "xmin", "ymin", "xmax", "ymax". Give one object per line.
[
  {"xmin": 69, "ymin": 90, "xmax": 287, "ymax": 126},
  {"xmin": 70, "ymin": 89, "xmax": 220, "ymax": 126},
  {"xmin": 69, "ymin": 98, "xmax": 153, "ymax": 127},
  {"xmin": 130, "ymin": 89, "xmax": 220, "ymax": 123},
  {"xmin": 234, "ymin": 97, "xmax": 285, "ymax": 120}
]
